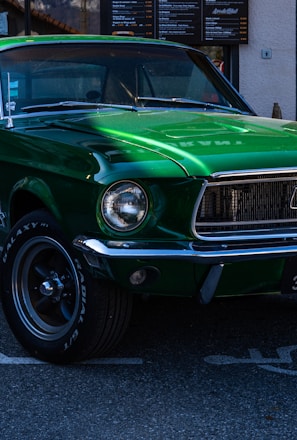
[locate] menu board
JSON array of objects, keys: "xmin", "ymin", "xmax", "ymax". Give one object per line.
[
  {"xmin": 109, "ymin": 0, "xmax": 156, "ymax": 38},
  {"xmin": 203, "ymin": 1, "xmax": 248, "ymax": 44},
  {"xmin": 101, "ymin": 0, "xmax": 248, "ymax": 45},
  {"xmin": 158, "ymin": 1, "xmax": 201, "ymax": 41}
]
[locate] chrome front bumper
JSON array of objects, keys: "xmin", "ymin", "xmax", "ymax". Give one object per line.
[
  {"xmin": 73, "ymin": 235, "xmax": 297, "ymax": 304},
  {"xmin": 73, "ymin": 235, "xmax": 297, "ymax": 264}
]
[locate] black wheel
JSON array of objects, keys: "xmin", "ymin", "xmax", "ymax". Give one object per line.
[{"xmin": 0, "ymin": 210, "xmax": 132, "ymax": 363}]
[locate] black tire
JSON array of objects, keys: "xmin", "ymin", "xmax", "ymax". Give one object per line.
[{"xmin": 0, "ymin": 210, "xmax": 132, "ymax": 363}]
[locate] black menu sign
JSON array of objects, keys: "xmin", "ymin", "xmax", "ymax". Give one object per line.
[
  {"xmin": 203, "ymin": 1, "xmax": 248, "ymax": 44},
  {"xmin": 109, "ymin": 0, "xmax": 156, "ymax": 38},
  {"xmin": 101, "ymin": 0, "xmax": 248, "ymax": 45},
  {"xmin": 158, "ymin": 1, "xmax": 201, "ymax": 42}
]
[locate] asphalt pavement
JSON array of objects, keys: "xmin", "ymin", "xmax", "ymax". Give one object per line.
[{"xmin": 0, "ymin": 293, "xmax": 297, "ymax": 439}]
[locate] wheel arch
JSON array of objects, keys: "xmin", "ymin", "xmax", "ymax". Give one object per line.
[{"xmin": 9, "ymin": 177, "xmax": 62, "ymax": 227}]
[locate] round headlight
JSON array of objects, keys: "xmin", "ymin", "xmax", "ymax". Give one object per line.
[{"xmin": 101, "ymin": 181, "xmax": 148, "ymax": 231}]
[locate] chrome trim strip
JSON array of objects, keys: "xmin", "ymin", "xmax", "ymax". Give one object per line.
[
  {"xmin": 73, "ymin": 235, "xmax": 297, "ymax": 264},
  {"xmin": 211, "ymin": 167, "xmax": 297, "ymax": 179},
  {"xmin": 197, "ymin": 219, "xmax": 297, "ymax": 226},
  {"xmin": 206, "ymin": 176, "xmax": 297, "ymax": 186},
  {"xmin": 196, "ymin": 232, "xmax": 297, "ymax": 242},
  {"xmin": 191, "ymin": 179, "xmax": 208, "ymax": 233}
]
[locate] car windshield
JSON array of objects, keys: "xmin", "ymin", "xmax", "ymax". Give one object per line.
[{"xmin": 0, "ymin": 42, "xmax": 252, "ymax": 116}]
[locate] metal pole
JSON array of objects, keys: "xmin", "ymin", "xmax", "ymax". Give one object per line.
[
  {"xmin": 24, "ymin": 0, "xmax": 31, "ymax": 35},
  {"xmin": 80, "ymin": 0, "xmax": 87, "ymax": 34}
]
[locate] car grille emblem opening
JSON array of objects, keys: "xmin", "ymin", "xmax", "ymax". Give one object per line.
[{"xmin": 290, "ymin": 186, "xmax": 297, "ymax": 210}]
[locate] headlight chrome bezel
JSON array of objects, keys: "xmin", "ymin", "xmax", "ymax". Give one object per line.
[{"xmin": 101, "ymin": 180, "xmax": 149, "ymax": 232}]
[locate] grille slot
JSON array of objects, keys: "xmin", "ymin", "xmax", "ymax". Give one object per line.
[{"xmin": 194, "ymin": 177, "xmax": 297, "ymax": 238}]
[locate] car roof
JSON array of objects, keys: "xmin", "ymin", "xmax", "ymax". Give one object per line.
[{"xmin": 0, "ymin": 34, "xmax": 190, "ymax": 51}]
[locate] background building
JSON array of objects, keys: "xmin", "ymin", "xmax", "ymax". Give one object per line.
[
  {"xmin": 0, "ymin": 0, "xmax": 296, "ymax": 120},
  {"xmin": 239, "ymin": 0, "xmax": 296, "ymax": 120},
  {"xmin": 0, "ymin": 0, "xmax": 80, "ymax": 34}
]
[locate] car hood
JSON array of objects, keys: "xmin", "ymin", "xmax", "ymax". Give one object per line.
[{"xmin": 52, "ymin": 109, "xmax": 297, "ymax": 177}]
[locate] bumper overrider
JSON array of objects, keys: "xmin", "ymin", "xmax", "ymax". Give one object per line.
[{"xmin": 73, "ymin": 236, "xmax": 297, "ymax": 304}]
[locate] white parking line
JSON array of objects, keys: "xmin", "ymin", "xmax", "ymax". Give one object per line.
[
  {"xmin": 82, "ymin": 357, "xmax": 143, "ymax": 365},
  {"xmin": 204, "ymin": 345, "xmax": 297, "ymax": 376},
  {"xmin": 0, "ymin": 352, "xmax": 143, "ymax": 365}
]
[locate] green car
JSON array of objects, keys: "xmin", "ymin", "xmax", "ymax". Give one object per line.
[{"xmin": 0, "ymin": 34, "xmax": 296, "ymax": 363}]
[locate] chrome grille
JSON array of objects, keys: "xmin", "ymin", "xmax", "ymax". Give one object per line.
[{"xmin": 194, "ymin": 176, "xmax": 297, "ymax": 239}]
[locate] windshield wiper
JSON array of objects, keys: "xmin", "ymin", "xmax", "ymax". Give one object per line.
[
  {"xmin": 21, "ymin": 101, "xmax": 138, "ymax": 113},
  {"xmin": 136, "ymin": 96, "xmax": 246, "ymax": 114},
  {"xmin": 21, "ymin": 98, "xmax": 245, "ymax": 115}
]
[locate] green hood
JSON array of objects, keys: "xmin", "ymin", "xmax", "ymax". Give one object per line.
[{"xmin": 52, "ymin": 109, "xmax": 297, "ymax": 177}]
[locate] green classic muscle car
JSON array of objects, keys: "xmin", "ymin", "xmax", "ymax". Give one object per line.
[{"xmin": 0, "ymin": 34, "xmax": 296, "ymax": 363}]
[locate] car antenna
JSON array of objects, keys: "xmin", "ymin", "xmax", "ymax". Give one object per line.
[{"xmin": 6, "ymin": 72, "xmax": 14, "ymax": 129}]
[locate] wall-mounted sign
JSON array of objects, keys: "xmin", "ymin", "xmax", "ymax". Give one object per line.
[
  {"xmin": 101, "ymin": 0, "xmax": 248, "ymax": 45},
  {"xmin": 203, "ymin": 1, "xmax": 248, "ymax": 44},
  {"xmin": 108, "ymin": 1, "xmax": 155, "ymax": 38},
  {"xmin": 158, "ymin": 1, "xmax": 201, "ymax": 41}
]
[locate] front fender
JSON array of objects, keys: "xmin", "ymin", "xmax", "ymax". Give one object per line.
[{"xmin": 10, "ymin": 176, "xmax": 62, "ymax": 225}]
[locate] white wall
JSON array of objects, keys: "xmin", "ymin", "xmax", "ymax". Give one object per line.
[{"xmin": 239, "ymin": 0, "xmax": 296, "ymax": 120}]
